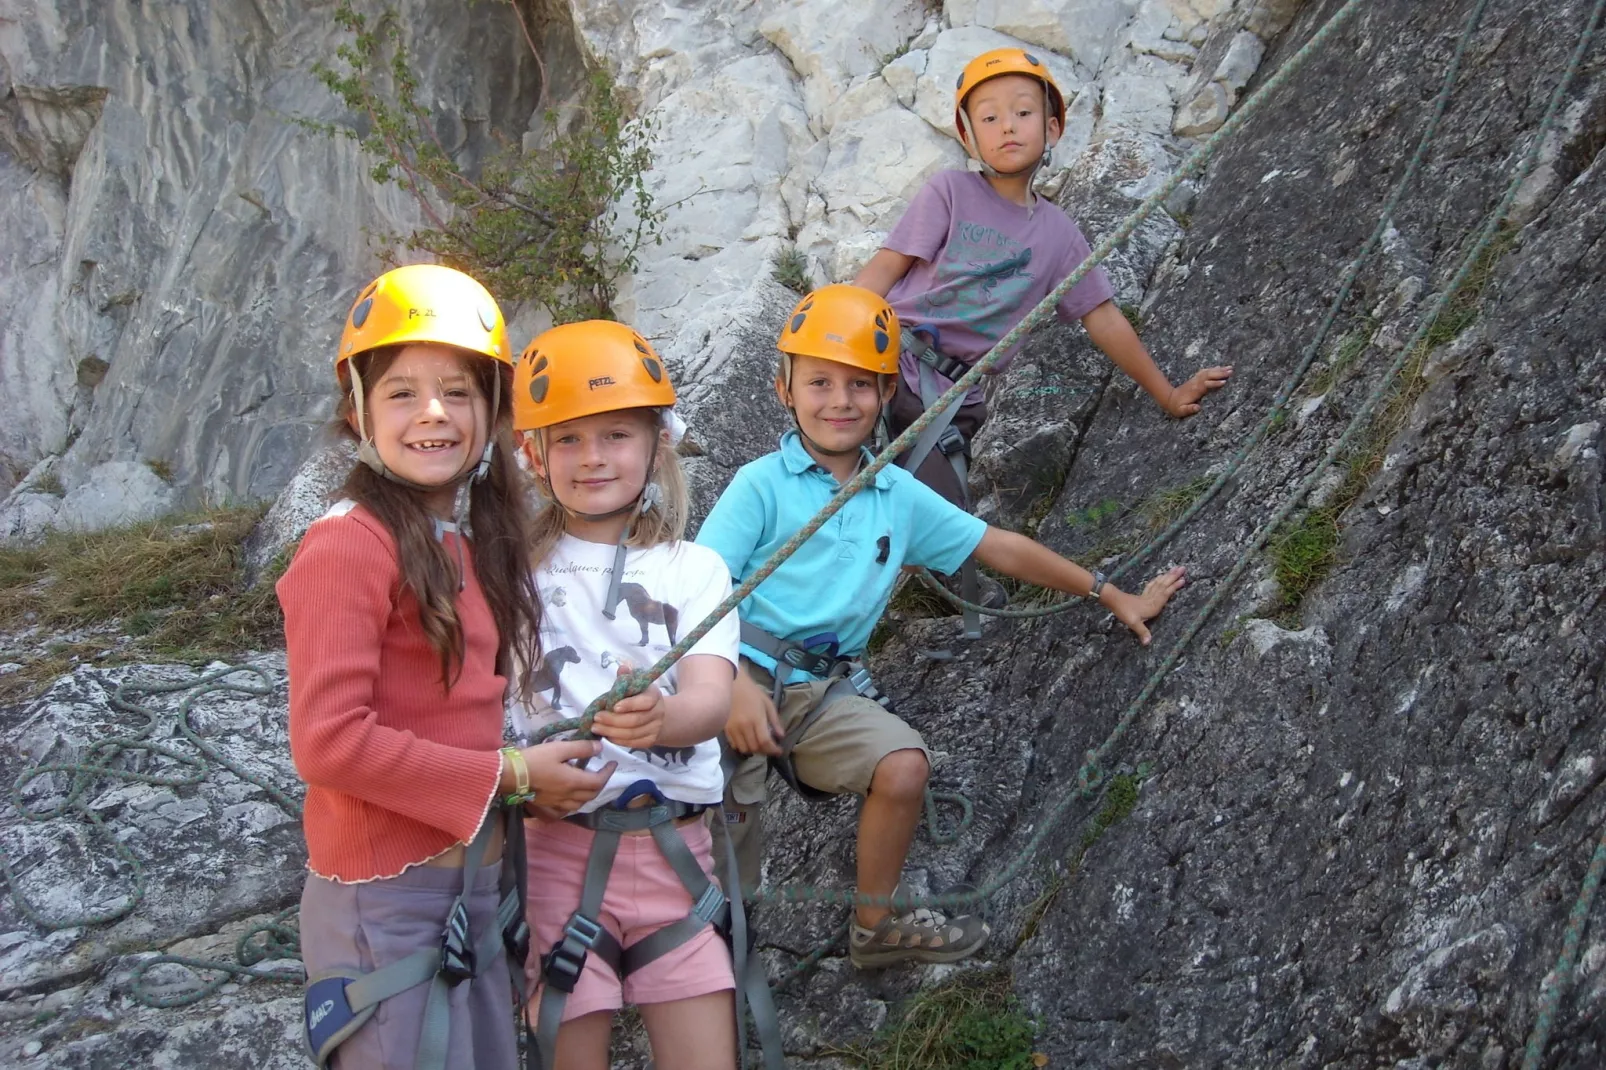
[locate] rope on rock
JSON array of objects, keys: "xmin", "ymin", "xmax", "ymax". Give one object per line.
[
  {"xmin": 1523, "ymin": 826, "xmax": 1606, "ymax": 1070},
  {"xmin": 1514, "ymin": 4, "xmax": 1606, "ymax": 1062},
  {"xmin": 528, "ymin": 0, "xmax": 1372, "ymax": 750},
  {"xmin": 0, "ymin": 664, "xmax": 306, "ymax": 1008},
  {"xmin": 2, "ymin": 665, "xmax": 295, "ymax": 931},
  {"xmin": 911, "ymin": 0, "xmax": 1500, "ymax": 621},
  {"xmin": 127, "ymin": 908, "xmax": 303, "ymax": 1009}
]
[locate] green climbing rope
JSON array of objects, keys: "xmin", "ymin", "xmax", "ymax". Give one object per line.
[
  {"xmin": 0, "ymin": 664, "xmax": 306, "ymax": 1008},
  {"xmin": 2, "ymin": 665, "xmax": 296, "ymax": 930},
  {"xmin": 1523, "ymin": 827, "xmax": 1606, "ymax": 1070},
  {"xmin": 128, "ymin": 907, "xmax": 303, "ymax": 1009}
]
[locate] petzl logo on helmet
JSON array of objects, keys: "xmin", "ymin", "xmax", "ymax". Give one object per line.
[
  {"xmin": 407, "ymin": 307, "xmax": 438, "ymax": 319},
  {"xmin": 588, "ymin": 376, "xmax": 616, "ymax": 389}
]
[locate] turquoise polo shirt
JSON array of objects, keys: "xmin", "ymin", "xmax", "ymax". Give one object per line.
[{"xmin": 695, "ymin": 430, "xmax": 987, "ymax": 678}]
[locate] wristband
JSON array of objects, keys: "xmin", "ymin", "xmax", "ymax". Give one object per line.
[
  {"xmin": 500, "ymin": 746, "xmax": 530, "ymax": 800},
  {"xmin": 1086, "ymin": 570, "xmax": 1108, "ymax": 600}
]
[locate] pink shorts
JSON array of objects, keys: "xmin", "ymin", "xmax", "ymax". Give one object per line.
[{"xmin": 524, "ymin": 816, "xmax": 735, "ymax": 1021}]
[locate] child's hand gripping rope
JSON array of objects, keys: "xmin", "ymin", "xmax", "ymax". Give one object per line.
[{"xmin": 589, "ymin": 663, "xmax": 669, "ymax": 751}]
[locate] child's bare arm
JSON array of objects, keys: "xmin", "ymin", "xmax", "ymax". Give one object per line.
[
  {"xmin": 853, "ymin": 248, "xmax": 917, "ymax": 297},
  {"xmin": 1081, "ymin": 300, "xmax": 1232, "ymax": 418},
  {"xmin": 658, "ymin": 654, "xmax": 735, "ymax": 746},
  {"xmin": 972, "ymin": 526, "xmax": 1186, "ymax": 646}
]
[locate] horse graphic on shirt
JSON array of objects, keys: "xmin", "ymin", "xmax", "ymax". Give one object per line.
[
  {"xmin": 616, "ymin": 583, "xmax": 679, "ymax": 647},
  {"xmin": 531, "ymin": 645, "xmax": 581, "ymax": 711}
]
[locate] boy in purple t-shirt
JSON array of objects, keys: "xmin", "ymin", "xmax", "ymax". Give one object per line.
[{"xmin": 855, "ymin": 48, "xmax": 1232, "ymax": 523}]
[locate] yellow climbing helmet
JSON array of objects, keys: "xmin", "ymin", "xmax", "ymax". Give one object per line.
[
  {"xmin": 513, "ymin": 320, "xmax": 676, "ymax": 431},
  {"xmin": 336, "ymin": 264, "xmax": 510, "ymax": 380},
  {"xmin": 776, "ymin": 284, "xmax": 900, "ymax": 375},
  {"xmin": 953, "ymin": 47, "xmax": 1067, "ymax": 136}
]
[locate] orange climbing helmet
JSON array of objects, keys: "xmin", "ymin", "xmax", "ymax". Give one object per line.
[
  {"xmin": 952, "ymin": 47, "xmax": 1067, "ymax": 136},
  {"xmin": 776, "ymin": 284, "xmax": 900, "ymax": 376},
  {"xmin": 513, "ymin": 320, "xmax": 677, "ymax": 431},
  {"xmin": 336, "ymin": 264, "xmax": 510, "ymax": 380}
]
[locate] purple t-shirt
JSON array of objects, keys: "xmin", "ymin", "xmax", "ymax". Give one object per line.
[{"xmin": 884, "ymin": 170, "xmax": 1115, "ymax": 400}]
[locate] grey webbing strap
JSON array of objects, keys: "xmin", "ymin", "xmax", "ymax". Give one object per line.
[
  {"xmin": 415, "ymin": 813, "xmax": 497, "ymax": 1070},
  {"xmin": 340, "ymin": 947, "xmax": 439, "ymax": 1011},
  {"xmin": 500, "ymin": 806, "xmax": 529, "ymax": 1005},
  {"xmin": 906, "ymin": 360, "xmax": 982, "ymax": 639},
  {"xmin": 901, "ymin": 361, "xmax": 967, "ymax": 479},
  {"xmin": 601, "ymin": 538, "xmax": 629, "ymax": 620},
  {"xmin": 532, "ymin": 826, "xmax": 621, "ymax": 1070},
  {"xmin": 719, "ymin": 814, "xmax": 785, "ymax": 1070},
  {"xmin": 619, "ymin": 821, "xmax": 728, "ymax": 973}
]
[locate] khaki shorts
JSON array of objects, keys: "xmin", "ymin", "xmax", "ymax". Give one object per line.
[{"xmin": 726, "ymin": 658, "xmax": 929, "ymax": 806}]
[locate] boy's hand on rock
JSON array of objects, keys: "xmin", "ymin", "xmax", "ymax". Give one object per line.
[
  {"xmin": 726, "ymin": 681, "xmax": 784, "ymax": 757},
  {"xmin": 520, "ymin": 740, "xmax": 614, "ymax": 815},
  {"xmin": 1165, "ymin": 366, "xmax": 1233, "ymax": 418},
  {"xmin": 1103, "ymin": 565, "xmax": 1187, "ymax": 646},
  {"xmin": 592, "ymin": 664, "xmax": 666, "ymax": 750}
]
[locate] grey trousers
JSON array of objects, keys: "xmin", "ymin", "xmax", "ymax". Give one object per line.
[{"xmin": 300, "ymin": 861, "xmax": 518, "ymax": 1070}]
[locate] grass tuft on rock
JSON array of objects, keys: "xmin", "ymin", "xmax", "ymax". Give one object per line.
[
  {"xmin": 770, "ymin": 245, "xmax": 810, "ymax": 294},
  {"xmin": 0, "ymin": 505, "xmax": 287, "ymax": 704},
  {"xmin": 838, "ymin": 968, "xmax": 1040, "ymax": 1070},
  {"xmin": 1268, "ymin": 507, "xmax": 1339, "ymax": 620}
]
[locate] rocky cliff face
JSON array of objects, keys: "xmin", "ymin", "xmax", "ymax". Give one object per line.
[
  {"xmin": 0, "ymin": 0, "xmax": 553, "ymax": 533},
  {"xmin": 2, "ymin": 0, "xmax": 1604, "ymax": 1068}
]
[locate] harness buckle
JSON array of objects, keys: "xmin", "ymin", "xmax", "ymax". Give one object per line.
[
  {"xmin": 847, "ymin": 666, "xmax": 894, "ymax": 711},
  {"xmin": 780, "ymin": 646, "xmax": 834, "ymax": 676},
  {"xmin": 542, "ymin": 914, "xmax": 602, "ymax": 994},
  {"xmin": 503, "ymin": 917, "xmax": 531, "ymax": 966},
  {"xmin": 439, "ymin": 900, "xmax": 477, "ymax": 986},
  {"xmin": 692, "ymin": 882, "xmax": 729, "ymax": 932},
  {"xmin": 935, "ymin": 425, "xmax": 967, "ymax": 458}
]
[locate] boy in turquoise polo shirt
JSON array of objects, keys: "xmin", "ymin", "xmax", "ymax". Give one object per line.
[{"xmin": 695, "ymin": 284, "xmax": 1185, "ymax": 968}]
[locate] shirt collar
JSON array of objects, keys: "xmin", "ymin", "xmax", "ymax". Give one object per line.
[{"xmin": 778, "ymin": 429, "xmax": 893, "ymax": 490}]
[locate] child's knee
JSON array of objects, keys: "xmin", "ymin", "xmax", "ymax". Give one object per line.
[{"xmin": 869, "ymin": 748, "xmax": 930, "ymax": 801}]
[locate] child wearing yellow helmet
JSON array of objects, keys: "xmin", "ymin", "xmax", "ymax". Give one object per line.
[
  {"xmin": 696, "ymin": 284, "xmax": 1189, "ymax": 969},
  {"xmin": 854, "ymin": 46, "xmax": 1232, "ymax": 590},
  {"xmin": 508, "ymin": 321, "xmax": 769, "ymax": 1070},
  {"xmin": 278, "ymin": 264, "xmax": 610, "ymax": 1070}
]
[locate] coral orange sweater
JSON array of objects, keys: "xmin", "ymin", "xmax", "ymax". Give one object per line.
[{"xmin": 278, "ymin": 504, "xmax": 503, "ymax": 882}]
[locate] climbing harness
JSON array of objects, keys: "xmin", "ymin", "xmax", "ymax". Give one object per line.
[
  {"xmin": 896, "ymin": 324, "xmax": 984, "ymax": 638},
  {"xmin": 527, "ymin": 782, "xmax": 784, "ymax": 1070},
  {"xmin": 303, "ymin": 806, "xmax": 529, "ymax": 1069},
  {"xmin": 738, "ymin": 622, "xmax": 892, "ymax": 801}
]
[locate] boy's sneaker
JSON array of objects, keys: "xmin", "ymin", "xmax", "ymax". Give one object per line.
[{"xmin": 849, "ymin": 900, "xmax": 991, "ymax": 968}]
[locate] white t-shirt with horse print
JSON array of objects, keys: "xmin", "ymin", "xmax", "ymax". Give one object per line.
[{"xmin": 507, "ymin": 533, "xmax": 738, "ymax": 811}]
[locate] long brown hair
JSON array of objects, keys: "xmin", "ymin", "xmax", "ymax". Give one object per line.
[{"xmin": 335, "ymin": 346, "xmax": 542, "ymax": 700}]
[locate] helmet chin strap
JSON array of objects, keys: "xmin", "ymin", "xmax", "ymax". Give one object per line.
[
  {"xmin": 349, "ymin": 364, "xmax": 502, "ymax": 587},
  {"xmin": 536, "ymin": 430, "xmax": 662, "ymax": 620}
]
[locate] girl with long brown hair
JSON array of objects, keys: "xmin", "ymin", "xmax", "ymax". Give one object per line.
[{"xmin": 278, "ymin": 265, "xmax": 611, "ymax": 1069}]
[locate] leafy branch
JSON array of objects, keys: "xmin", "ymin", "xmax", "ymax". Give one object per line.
[{"xmin": 310, "ymin": 0, "xmax": 662, "ymax": 322}]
